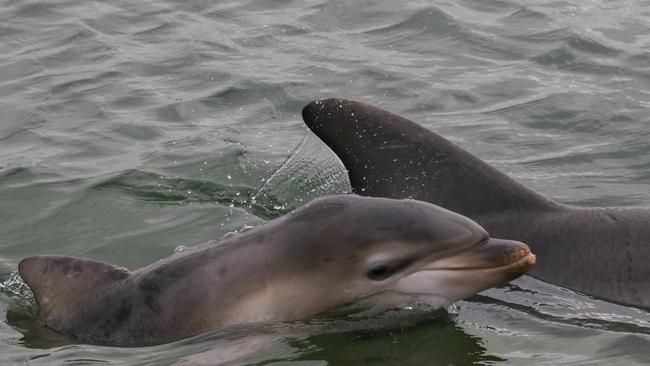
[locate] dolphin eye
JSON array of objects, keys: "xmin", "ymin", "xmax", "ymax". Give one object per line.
[{"xmin": 367, "ymin": 262, "xmax": 393, "ymax": 281}]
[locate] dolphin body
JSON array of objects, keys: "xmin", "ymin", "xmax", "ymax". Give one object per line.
[
  {"xmin": 19, "ymin": 195, "xmax": 534, "ymax": 346},
  {"xmin": 302, "ymin": 98, "xmax": 650, "ymax": 309}
]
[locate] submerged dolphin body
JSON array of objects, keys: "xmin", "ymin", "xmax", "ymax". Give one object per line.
[
  {"xmin": 302, "ymin": 98, "xmax": 650, "ymax": 309},
  {"xmin": 19, "ymin": 195, "xmax": 534, "ymax": 346}
]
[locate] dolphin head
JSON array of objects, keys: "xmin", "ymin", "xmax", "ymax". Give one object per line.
[{"xmin": 236, "ymin": 195, "xmax": 536, "ymax": 321}]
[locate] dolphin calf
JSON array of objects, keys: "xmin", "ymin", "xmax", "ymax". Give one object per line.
[
  {"xmin": 19, "ymin": 195, "xmax": 535, "ymax": 346},
  {"xmin": 302, "ymin": 98, "xmax": 650, "ymax": 309}
]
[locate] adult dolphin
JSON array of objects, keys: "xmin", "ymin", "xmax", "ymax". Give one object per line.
[
  {"xmin": 302, "ymin": 98, "xmax": 650, "ymax": 309},
  {"xmin": 19, "ymin": 195, "xmax": 534, "ymax": 346}
]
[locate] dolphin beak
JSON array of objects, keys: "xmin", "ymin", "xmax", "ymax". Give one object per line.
[
  {"xmin": 426, "ymin": 238, "xmax": 536, "ymax": 280},
  {"xmin": 393, "ymin": 239, "xmax": 536, "ymax": 302}
]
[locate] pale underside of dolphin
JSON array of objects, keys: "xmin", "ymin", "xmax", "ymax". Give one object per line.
[
  {"xmin": 302, "ymin": 98, "xmax": 650, "ymax": 309},
  {"xmin": 19, "ymin": 195, "xmax": 534, "ymax": 346}
]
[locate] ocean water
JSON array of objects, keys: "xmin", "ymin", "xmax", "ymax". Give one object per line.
[{"xmin": 1, "ymin": 0, "xmax": 650, "ymax": 364}]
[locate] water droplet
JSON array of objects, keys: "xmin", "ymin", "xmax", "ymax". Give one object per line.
[{"xmin": 240, "ymin": 225, "xmax": 254, "ymax": 233}]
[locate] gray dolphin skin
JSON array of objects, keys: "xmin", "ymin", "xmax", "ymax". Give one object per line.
[
  {"xmin": 302, "ymin": 98, "xmax": 650, "ymax": 309},
  {"xmin": 19, "ymin": 195, "xmax": 535, "ymax": 346}
]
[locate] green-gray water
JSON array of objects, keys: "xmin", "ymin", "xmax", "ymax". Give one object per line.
[{"xmin": 1, "ymin": 0, "xmax": 649, "ymax": 364}]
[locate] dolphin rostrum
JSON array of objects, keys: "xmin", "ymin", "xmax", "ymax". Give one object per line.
[
  {"xmin": 302, "ymin": 98, "xmax": 650, "ymax": 309},
  {"xmin": 19, "ymin": 195, "xmax": 535, "ymax": 346}
]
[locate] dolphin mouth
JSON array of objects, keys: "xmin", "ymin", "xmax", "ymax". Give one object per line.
[
  {"xmin": 422, "ymin": 238, "xmax": 536, "ymax": 275},
  {"xmin": 426, "ymin": 252, "xmax": 536, "ymax": 273},
  {"xmin": 392, "ymin": 238, "xmax": 536, "ymax": 301}
]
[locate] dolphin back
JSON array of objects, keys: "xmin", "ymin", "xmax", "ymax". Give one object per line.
[
  {"xmin": 19, "ymin": 256, "xmax": 131, "ymax": 340},
  {"xmin": 302, "ymin": 98, "xmax": 558, "ymax": 217}
]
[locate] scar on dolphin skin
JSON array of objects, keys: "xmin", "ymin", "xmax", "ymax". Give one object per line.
[
  {"xmin": 19, "ymin": 194, "xmax": 535, "ymax": 346},
  {"xmin": 302, "ymin": 98, "xmax": 650, "ymax": 309}
]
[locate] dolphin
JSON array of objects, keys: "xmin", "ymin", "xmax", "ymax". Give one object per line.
[
  {"xmin": 19, "ymin": 195, "xmax": 535, "ymax": 346},
  {"xmin": 302, "ymin": 98, "xmax": 650, "ymax": 309}
]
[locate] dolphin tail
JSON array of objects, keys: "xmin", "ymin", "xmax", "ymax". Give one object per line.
[
  {"xmin": 302, "ymin": 98, "xmax": 559, "ymax": 218},
  {"xmin": 18, "ymin": 256, "xmax": 130, "ymax": 334}
]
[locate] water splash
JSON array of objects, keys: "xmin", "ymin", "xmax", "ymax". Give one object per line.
[
  {"xmin": 251, "ymin": 134, "xmax": 351, "ymax": 211},
  {"xmin": 0, "ymin": 271, "xmax": 34, "ymax": 304},
  {"xmin": 0, "ymin": 271, "xmax": 38, "ymax": 322},
  {"xmin": 93, "ymin": 137, "xmax": 350, "ymax": 220}
]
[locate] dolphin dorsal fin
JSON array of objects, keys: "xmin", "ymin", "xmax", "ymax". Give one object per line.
[
  {"xmin": 18, "ymin": 256, "xmax": 130, "ymax": 333},
  {"xmin": 302, "ymin": 99, "xmax": 558, "ymax": 218}
]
